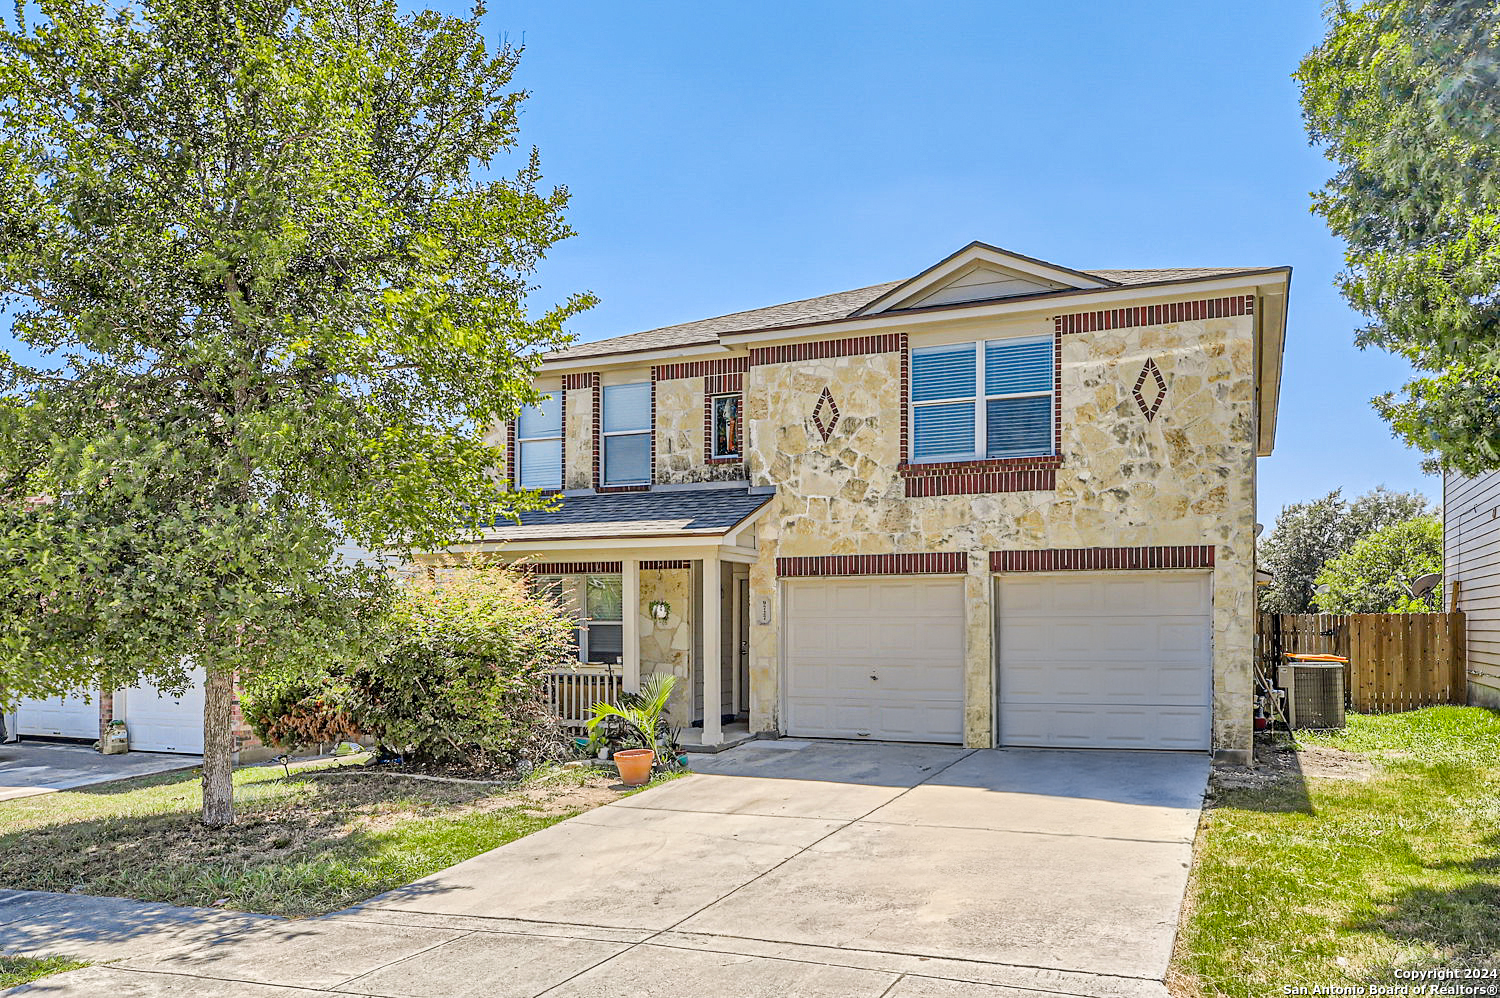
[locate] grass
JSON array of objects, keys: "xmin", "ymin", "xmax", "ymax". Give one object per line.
[
  {"xmin": 0, "ymin": 757, "xmax": 672, "ymax": 918},
  {"xmin": 0, "ymin": 955, "xmax": 88, "ymax": 988},
  {"xmin": 1171, "ymin": 706, "xmax": 1500, "ymax": 997}
]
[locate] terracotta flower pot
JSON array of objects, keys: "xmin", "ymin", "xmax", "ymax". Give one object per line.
[{"xmin": 613, "ymin": 748, "xmax": 655, "ymax": 787}]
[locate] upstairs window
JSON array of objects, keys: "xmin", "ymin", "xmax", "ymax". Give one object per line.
[
  {"xmin": 602, "ymin": 382, "xmax": 652, "ymax": 485},
  {"xmin": 910, "ymin": 336, "xmax": 1053, "ymax": 463},
  {"xmin": 711, "ymin": 394, "xmax": 742, "ymax": 458},
  {"xmin": 516, "ymin": 397, "xmax": 562, "ymax": 490}
]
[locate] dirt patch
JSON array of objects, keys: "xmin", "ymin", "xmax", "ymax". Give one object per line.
[
  {"xmin": 508, "ymin": 777, "xmax": 624, "ymax": 816},
  {"xmin": 1211, "ymin": 734, "xmax": 1375, "ymax": 794},
  {"xmin": 1296, "ymin": 744, "xmax": 1376, "ymax": 781}
]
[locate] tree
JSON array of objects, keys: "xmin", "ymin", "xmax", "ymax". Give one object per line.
[
  {"xmin": 1313, "ymin": 517, "xmax": 1443, "ymax": 613},
  {"xmin": 1258, "ymin": 487, "xmax": 1431, "ymax": 613},
  {"xmin": 1299, "ymin": 1, "xmax": 1500, "ymax": 474},
  {"xmin": 0, "ymin": 0, "xmax": 590, "ymax": 825}
]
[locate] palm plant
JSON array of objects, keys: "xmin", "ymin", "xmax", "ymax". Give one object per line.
[{"xmin": 586, "ymin": 673, "xmax": 678, "ymax": 755}]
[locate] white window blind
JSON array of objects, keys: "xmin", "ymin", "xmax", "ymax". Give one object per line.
[
  {"xmin": 516, "ymin": 397, "xmax": 562, "ymax": 490},
  {"xmin": 603, "ymin": 382, "xmax": 652, "ymax": 485},
  {"xmin": 910, "ymin": 336, "xmax": 1053, "ymax": 462}
]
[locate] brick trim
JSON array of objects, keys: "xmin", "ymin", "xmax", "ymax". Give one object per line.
[
  {"xmin": 989, "ymin": 545, "xmax": 1215, "ymax": 572},
  {"xmin": 776, "ymin": 553, "xmax": 968, "ymax": 578},
  {"xmin": 594, "ymin": 375, "xmax": 656, "ymax": 490},
  {"xmin": 704, "ymin": 387, "xmax": 744, "ymax": 464},
  {"xmin": 556, "ymin": 379, "xmax": 567, "ymax": 487},
  {"xmin": 519, "ymin": 561, "xmax": 624, "ymax": 575},
  {"xmin": 505, "ymin": 422, "xmax": 516, "ymax": 487},
  {"xmin": 562, "ymin": 372, "xmax": 593, "ymax": 391},
  {"xmin": 641, "ymin": 559, "xmax": 691, "ymax": 570},
  {"xmin": 1054, "ymin": 295, "xmax": 1253, "ymax": 336},
  {"xmin": 590, "ymin": 373, "xmax": 601, "ymax": 489},
  {"xmin": 750, "ymin": 332, "xmax": 904, "ymax": 367},
  {"xmin": 704, "ymin": 371, "xmax": 743, "ymax": 395},
  {"xmin": 652, "ymin": 357, "xmax": 749, "ymax": 381},
  {"xmin": 899, "ymin": 455, "xmax": 1061, "ymax": 497},
  {"xmin": 899, "ymin": 333, "xmax": 910, "ymax": 462}
]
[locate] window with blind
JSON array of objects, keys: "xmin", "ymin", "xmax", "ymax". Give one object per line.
[
  {"xmin": 602, "ymin": 382, "xmax": 652, "ymax": 485},
  {"xmin": 910, "ymin": 336, "xmax": 1053, "ymax": 462},
  {"xmin": 516, "ymin": 397, "xmax": 562, "ymax": 489}
]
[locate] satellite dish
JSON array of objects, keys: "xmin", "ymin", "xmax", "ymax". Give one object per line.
[{"xmin": 1410, "ymin": 572, "xmax": 1442, "ymax": 599}]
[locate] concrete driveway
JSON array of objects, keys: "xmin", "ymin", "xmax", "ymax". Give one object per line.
[
  {"xmin": 16, "ymin": 741, "xmax": 1207, "ymax": 998},
  {"xmin": 0, "ymin": 741, "xmax": 201, "ymax": 802}
]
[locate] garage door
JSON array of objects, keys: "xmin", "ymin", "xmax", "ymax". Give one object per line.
[
  {"xmin": 997, "ymin": 572, "xmax": 1211, "ymax": 750},
  {"xmin": 17, "ymin": 692, "xmax": 100, "ymax": 740},
  {"xmin": 121, "ymin": 668, "xmax": 205, "ymax": 754},
  {"xmin": 785, "ymin": 577, "xmax": 965, "ymax": 743}
]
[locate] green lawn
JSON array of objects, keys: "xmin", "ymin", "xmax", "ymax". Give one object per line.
[
  {"xmin": 1172, "ymin": 706, "xmax": 1500, "ymax": 997},
  {"xmin": 0, "ymin": 955, "xmax": 88, "ymax": 988},
  {"xmin": 0, "ymin": 758, "xmax": 653, "ymax": 917}
]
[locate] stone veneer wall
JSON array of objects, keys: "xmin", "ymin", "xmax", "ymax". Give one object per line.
[
  {"xmin": 744, "ymin": 313, "xmax": 1257, "ymax": 760},
  {"xmin": 653, "ymin": 377, "xmax": 747, "ymax": 484},
  {"xmin": 564, "ymin": 386, "xmax": 594, "ymax": 490},
  {"xmin": 638, "ymin": 566, "xmax": 694, "ymax": 724}
]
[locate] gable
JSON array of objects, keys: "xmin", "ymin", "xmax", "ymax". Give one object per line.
[
  {"xmin": 853, "ymin": 241, "xmax": 1116, "ymax": 317},
  {"xmin": 893, "ymin": 260, "xmax": 1069, "ymax": 309}
]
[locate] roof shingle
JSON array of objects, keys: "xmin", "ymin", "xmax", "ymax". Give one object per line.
[{"xmin": 487, "ymin": 487, "xmax": 773, "ymax": 541}]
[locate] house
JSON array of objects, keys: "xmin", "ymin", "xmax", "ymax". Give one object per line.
[
  {"xmin": 1442, "ymin": 470, "xmax": 1500, "ymax": 709},
  {"xmin": 430, "ymin": 242, "xmax": 1291, "ymax": 766}
]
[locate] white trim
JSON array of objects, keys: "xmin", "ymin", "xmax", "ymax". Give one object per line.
[
  {"xmin": 539, "ymin": 343, "xmax": 733, "ymax": 375},
  {"xmin": 622, "ymin": 559, "xmax": 640, "ymax": 694},
  {"xmin": 908, "ymin": 335, "xmax": 1054, "ymax": 464},
  {"xmin": 853, "ymin": 242, "xmax": 1113, "ymax": 316}
]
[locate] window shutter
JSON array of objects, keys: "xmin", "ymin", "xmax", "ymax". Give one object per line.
[
  {"xmin": 602, "ymin": 383, "xmax": 652, "ymax": 433},
  {"xmin": 911, "ymin": 344, "xmax": 976, "ymax": 402},
  {"xmin": 517, "ymin": 397, "xmax": 561, "ymax": 438},
  {"xmin": 985, "ymin": 337, "xmax": 1053, "ymax": 396}
]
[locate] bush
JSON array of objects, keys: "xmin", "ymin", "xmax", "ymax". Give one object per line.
[
  {"xmin": 240, "ymin": 668, "xmax": 361, "ymax": 751},
  {"xmin": 347, "ymin": 568, "xmax": 575, "ymax": 770}
]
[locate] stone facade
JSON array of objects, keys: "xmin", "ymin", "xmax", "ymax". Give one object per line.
[
  {"xmin": 653, "ymin": 377, "xmax": 747, "ymax": 484},
  {"xmin": 743, "ymin": 312, "xmax": 1257, "ymax": 760},
  {"xmin": 564, "ymin": 386, "xmax": 593, "ymax": 489},
  {"xmin": 638, "ymin": 566, "xmax": 694, "ymax": 723}
]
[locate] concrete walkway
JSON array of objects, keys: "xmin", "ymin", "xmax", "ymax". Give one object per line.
[
  {"xmin": 0, "ymin": 742, "xmax": 201, "ymax": 802},
  {"xmin": 0, "ymin": 890, "xmax": 275, "ymax": 964},
  {"xmin": 8, "ymin": 741, "xmax": 1208, "ymax": 998}
]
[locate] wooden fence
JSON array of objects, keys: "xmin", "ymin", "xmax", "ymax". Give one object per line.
[
  {"xmin": 1257, "ymin": 612, "xmax": 1466, "ymax": 713},
  {"xmin": 544, "ymin": 670, "xmax": 623, "ymax": 733}
]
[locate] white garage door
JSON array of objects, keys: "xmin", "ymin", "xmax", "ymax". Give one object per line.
[
  {"xmin": 997, "ymin": 572, "xmax": 1212, "ymax": 750},
  {"xmin": 785, "ymin": 577, "xmax": 965, "ymax": 743},
  {"xmin": 17, "ymin": 692, "xmax": 100, "ymax": 740},
  {"xmin": 121, "ymin": 668, "xmax": 205, "ymax": 754}
]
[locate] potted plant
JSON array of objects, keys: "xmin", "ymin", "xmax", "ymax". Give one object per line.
[{"xmin": 585, "ymin": 673, "xmax": 678, "ymax": 787}]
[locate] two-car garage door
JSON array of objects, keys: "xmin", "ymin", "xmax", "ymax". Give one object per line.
[
  {"xmin": 782, "ymin": 571, "xmax": 1212, "ymax": 751},
  {"xmin": 997, "ymin": 572, "xmax": 1212, "ymax": 750}
]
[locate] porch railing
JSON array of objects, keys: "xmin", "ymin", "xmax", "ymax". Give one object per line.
[{"xmin": 545, "ymin": 668, "xmax": 623, "ymax": 733}]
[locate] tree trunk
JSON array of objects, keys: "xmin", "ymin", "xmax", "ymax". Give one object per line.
[{"xmin": 201, "ymin": 668, "xmax": 236, "ymax": 827}]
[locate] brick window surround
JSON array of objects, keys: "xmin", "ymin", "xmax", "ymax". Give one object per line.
[
  {"xmin": 594, "ymin": 375, "xmax": 653, "ymax": 493},
  {"xmin": 777, "ymin": 553, "xmax": 968, "ymax": 577},
  {"xmin": 651, "ymin": 357, "xmax": 749, "ymax": 469},
  {"xmin": 990, "ymin": 545, "xmax": 1215, "ymax": 572}
]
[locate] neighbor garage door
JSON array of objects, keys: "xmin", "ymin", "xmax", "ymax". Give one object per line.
[
  {"xmin": 121, "ymin": 668, "xmax": 205, "ymax": 754},
  {"xmin": 17, "ymin": 693, "xmax": 100, "ymax": 740},
  {"xmin": 784, "ymin": 577, "xmax": 965, "ymax": 743},
  {"xmin": 997, "ymin": 572, "xmax": 1211, "ymax": 750}
]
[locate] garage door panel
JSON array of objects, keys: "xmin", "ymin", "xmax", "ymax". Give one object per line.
[
  {"xmin": 786, "ymin": 578, "xmax": 964, "ymax": 744},
  {"xmin": 17, "ymin": 693, "xmax": 100, "ymax": 740},
  {"xmin": 122, "ymin": 669, "xmax": 205, "ymax": 754},
  {"xmin": 997, "ymin": 572, "xmax": 1211, "ymax": 751}
]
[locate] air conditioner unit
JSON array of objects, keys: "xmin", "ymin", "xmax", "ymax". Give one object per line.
[{"xmin": 1279, "ymin": 660, "xmax": 1346, "ymax": 730}]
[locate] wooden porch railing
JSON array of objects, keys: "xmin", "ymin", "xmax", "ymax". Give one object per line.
[
  {"xmin": 1257, "ymin": 612, "xmax": 1466, "ymax": 713},
  {"xmin": 545, "ymin": 669, "xmax": 623, "ymax": 732}
]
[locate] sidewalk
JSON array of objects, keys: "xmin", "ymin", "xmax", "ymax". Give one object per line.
[{"xmin": 0, "ymin": 890, "xmax": 275, "ymax": 964}]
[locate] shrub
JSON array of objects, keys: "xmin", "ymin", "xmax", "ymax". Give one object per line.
[
  {"xmin": 239, "ymin": 668, "xmax": 361, "ymax": 751},
  {"xmin": 347, "ymin": 568, "xmax": 575, "ymax": 770}
]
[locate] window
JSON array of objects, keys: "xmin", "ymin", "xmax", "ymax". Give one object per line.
[
  {"xmin": 516, "ymin": 397, "xmax": 562, "ymax": 490},
  {"xmin": 710, "ymin": 394, "xmax": 742, "ymax": 458},
  {"xmin": 534, "ymin": 574, "xmax": 623, "ymax": 664},
  {"xmin": 910, "ymin": 336, "xmax": 1053, "ymax": 462},
  {"xmin": 602, "ymin": 382, "xmax": 652, "ymax": 485}
]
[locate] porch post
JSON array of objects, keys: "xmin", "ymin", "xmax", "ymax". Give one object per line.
[
  {"xmin": 701, "ymin": 555, "xmax": 723, "ymax": 746},
  {"xmin": 622, "ymin": 557, "xmax": 640, "ymax": 695}
]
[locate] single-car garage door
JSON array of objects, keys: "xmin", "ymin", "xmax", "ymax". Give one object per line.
[
  {"xmin": 784, "ymin": 577, "xmax": 965, "ymax": 743},
  {"xmin": 17, "ymin": 692, "xmax": 100, "ymax": 740},
  {"xmin": 121, "ymin": 668, "xmax": 205, "ymax": 754},
  {"xmin": 997, "ymin": 572, "xmax": 1211, "ymax": 750}
]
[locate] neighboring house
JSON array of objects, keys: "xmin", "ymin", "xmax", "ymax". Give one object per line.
[
  {"xmin": 1443, "ymin": 470, "xmax": 1500, "ymax": 709},
  {"xmin": 433, "ymin": 242, "xmax": 1291, "ymax": 765}
]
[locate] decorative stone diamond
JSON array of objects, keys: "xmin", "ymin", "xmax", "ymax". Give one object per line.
[
  {"xmin": 811, "ymin": 387, "xmax": 841, "ymax": 442},
  {"xmin": 1132, "ymin": 358, "xmax": 1168, "ymax": 422}
]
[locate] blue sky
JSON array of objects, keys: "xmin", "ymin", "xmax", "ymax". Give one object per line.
[{"xmin": 465, "ymin": 0, "xmax": 1439, "ymax": 523}]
